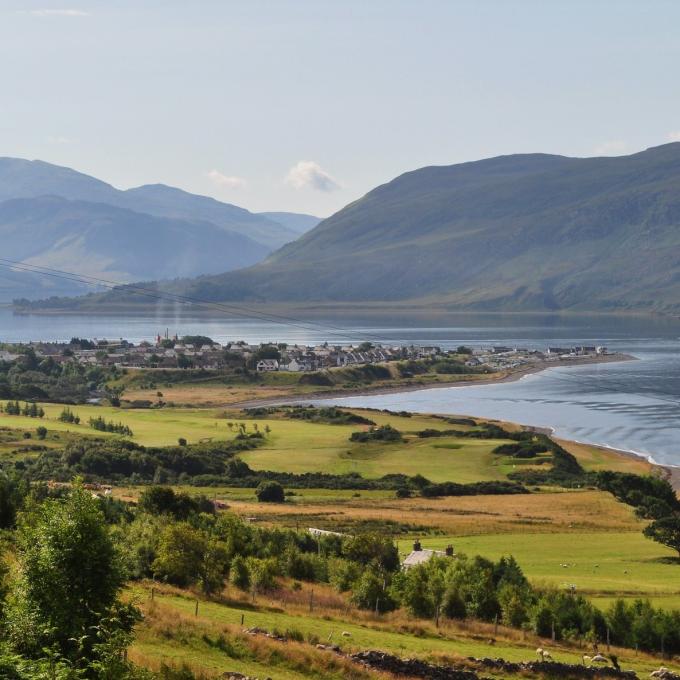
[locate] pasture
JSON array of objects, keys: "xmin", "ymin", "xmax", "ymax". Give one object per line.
[
  {"xmin": 402, "ymin": 532, "xmax": 680, "ymax": 598},
  {"xmin": 128, "ymin": 582, "xmax": 680, "ymax": 679}
]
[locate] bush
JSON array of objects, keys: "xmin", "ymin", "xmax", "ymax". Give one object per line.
[
  {"xmin": 256, "ymin": 481, "xmax": 285, "ymax": 503},
  {"xmin": 349, "ymin": 424, "xmax": 402, "ymax": 443}
]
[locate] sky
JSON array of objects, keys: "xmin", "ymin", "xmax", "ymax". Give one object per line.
[{"xmin": 1, "ymin": 0, "xmax": 679, "ymax": 217}]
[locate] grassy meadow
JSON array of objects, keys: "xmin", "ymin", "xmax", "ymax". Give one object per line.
[
  {"xmin": 2, "ymin": 400, "xmax": 648, "ymax": 482},
  {"xmin": 1, "ymin": 398, "xmax": 677, "ymax": 678},
  {"xmin": 126, "ymin": 581, "xmax": 680, "ymax": 679}
]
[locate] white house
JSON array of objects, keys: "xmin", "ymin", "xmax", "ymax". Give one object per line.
[
  {"xmin": 280, "ymin": 358, "xmax": 303, "ymax": 372},
  {"xmin": 401, "ymin": 540, "xmax": 454, "ymax": 570},
  {"xmin": 256, "ymin": 359, "xmax": 279, "ymax": 372}
]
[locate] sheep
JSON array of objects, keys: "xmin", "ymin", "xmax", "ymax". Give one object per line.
[
  {"xmin": 536, "ymin": 648, "xmax": 553, "ymax": 661},
  {"xmin": 583, "ymin": 655, "xmax": 592, "ymax": 666},
  {"xmin": 591, "ymin": 654, "xmax": 609, "ymax": 664},
  {"xmin": 341, "ymin": 631, "xmax": 351, "ymax": 637},
  {"xmin": 650, "ymin": 667, "xmax": 670, "ymax": 678},
  {"xmin": 536, "ymin": 648, "xmax": 544, "ymax": 660}
]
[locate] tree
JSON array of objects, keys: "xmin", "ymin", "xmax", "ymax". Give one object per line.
[
  {"xmin": 644, "ymin": 515, "xmax": 680, "ymax": 557},
  {"xmin": 138, "ymin": 486, "xmax": 177, "ymax": 516},
  {"xmin": 35, "ymin": 426, "xmax": 47, "ymax": 440},
  {"xmin": 229, "ymin": 555, "xmax": 250, "ymax": 590},
  {"xmin": 0, "ymin": 473, "xmax": 27, "ymax": 529},
  {"xmin": 152, "ymin": 522, "xmax": 208, "ymax": 588},
  {"xmin": 180, "ymin": 335, "xmax": 214, "ymax": 348},
  {"xmin": 177, "ymin": 354, "xmax": 193, "ymax": 369},
  {"xmin": 343, "ymin": 533, "xmax": 400, "ymax": 572},
  {"xmin": 256, "ymin": 481, "xmax": 284, "ymax": 503},
  {"xmin": 351, "ymin": 570, "xmax": 394, "ymax": 612},
  {"xmin": 153, "ymin": 523, "xmax": 226, "ymax": 594},
  {"xmin": 7, "ymin": 484, "xmax": 129, "ymax": 659}
]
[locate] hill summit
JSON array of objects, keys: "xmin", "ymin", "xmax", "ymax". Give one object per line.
[{"xmin": 169, "ymin": 142, "xmax": 680, "ymax": 313}]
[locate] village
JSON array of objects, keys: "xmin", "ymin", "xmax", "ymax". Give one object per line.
[{"xmin": 0, "ymin": 334, "xmax": 609, "ymax": 373}]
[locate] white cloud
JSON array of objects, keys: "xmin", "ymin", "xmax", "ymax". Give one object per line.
[
  {"xmin": 668, "ymin": 131, "xmax": 680, "ymax": 142},
  {"xmin": 206, "ymin": 169, "xmax": 246, "ymax": 190},
  {"xmin": 47, "ymin": 135, "xmax": 72, "ymax": 144},
  {"xmin": 26, "ymin": 9, "xmax": 90, "ymax": 16},
  {"xmin": 593, "ymin": 140, "xmax": 628, "ymax": 156},
  {"xmin": 285, "ymin": 160, "xmax": 340, "ymax": 192}
]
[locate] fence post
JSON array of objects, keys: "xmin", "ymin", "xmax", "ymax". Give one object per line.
[
  {"xmin": 195, "ymin": 599, "xmax": 199, "ymax": 616},
  {"xmin": 241, "ymin": 613, "xmax": 245, "ymax": 626}
]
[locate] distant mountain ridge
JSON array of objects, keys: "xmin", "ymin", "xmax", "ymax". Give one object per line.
[
  {"xmin": 0, "ymin": 195, "xmax": 270, "ymax": 300},
  {"xmin": 57, "ymin": 142, "xmax": 680, "ymax": 314},
  {"xmin": 258, "ymin": 211, "xmax": 322, "ymax": 234},
  {"xmin": 0, "ymin": 157, "xmax": 319, "ymax": 301}
]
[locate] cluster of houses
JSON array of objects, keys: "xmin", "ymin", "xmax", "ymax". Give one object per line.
[
  {"xmin": 0, "ymin": 336, "xmax": 608, "ymax": 374},
  {"xmin": 469, "ymin": 345, "xmax": 608, "ymax": 371},
  {"xmin": 0, "ymin": 336, "xmax": 445, "ymax": 372},
  {"xmin": 255, "ymin": 343, "xmax": 440, "ymax": 373}
]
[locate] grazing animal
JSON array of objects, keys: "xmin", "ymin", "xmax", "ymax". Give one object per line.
[
  {"xmin": 583, "ymin": 655, "xmax": 592, "ymax": 666},
  {"xmin": 536, "ymin": 648, "xmax": 544, "ymax": 660},
  {"xmin": 341, "ymin": 631, "xmax": 351, "ymax": 637},
  {"xmin": 487, "ymin": 638, "xmax": 496, "ymax": 646},
  {"xmin": 542, "ymin": 651, "xmax": 553, "ymax": 661},
  {"xmin": 591, "ymin": 654, "xmax": 609, "ymax": 664},
  {"xmin": 650, "ymin": 668, "xmax": 669, "ymax": 678},
  {"xmin": 536, "ymin": 648, "xmax": 553, "ymax": 661}
]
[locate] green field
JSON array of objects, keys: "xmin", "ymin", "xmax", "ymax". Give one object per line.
[
  {"xmin": 130, "ymin": 584, "xmax": 680, "ymax": 678},
  {"xmin": 404, "ymin": 532, "xmax": 680, "ymax": 598},
  {"xmin": 0, "ymin": 404, "xmax": 534, "ymax": 482}
]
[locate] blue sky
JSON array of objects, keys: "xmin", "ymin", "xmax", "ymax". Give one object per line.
[{"xmin": 1, "ymin": 0, "xmax": 679, "ymax": 216}]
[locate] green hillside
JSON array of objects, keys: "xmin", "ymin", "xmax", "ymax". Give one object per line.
[
  {"xmin": 183, "ymin": 143, "xmax": 680, "ymax": 312},
  {"xmin": 22, "ymin": 142, "xmax": 680, "ymax": 313}
]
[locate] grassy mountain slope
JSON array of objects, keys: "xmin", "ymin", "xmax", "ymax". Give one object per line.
[{"xmin": 172, "ymin": 143, "xmax": 680, "ymax": 312}]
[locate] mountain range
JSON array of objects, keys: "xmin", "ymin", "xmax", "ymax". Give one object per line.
[
  {"xmin": 13, "ymin": 143, "xmax": 680, "ymax": 314},
  {"xmin": 144, "ymin": 142, "xmax": 680, "ymax": 314},
  {"xmin": 0, "ymin": 157, "xmax": 320, "ymax": 300}
]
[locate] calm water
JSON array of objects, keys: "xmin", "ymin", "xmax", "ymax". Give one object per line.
[{"xmin": 2, "ymin": 309, "xmax": 680, "ymax": 466}]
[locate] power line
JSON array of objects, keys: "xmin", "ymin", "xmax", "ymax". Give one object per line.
[{"xmin": 0, "ymin": 258, "xmax": 403, "ymax": 345}]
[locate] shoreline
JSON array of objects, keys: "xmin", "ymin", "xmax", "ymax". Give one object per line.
[{"xmin": 230, "ymin": 352, "xmax": 636, "ymax": 408}]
